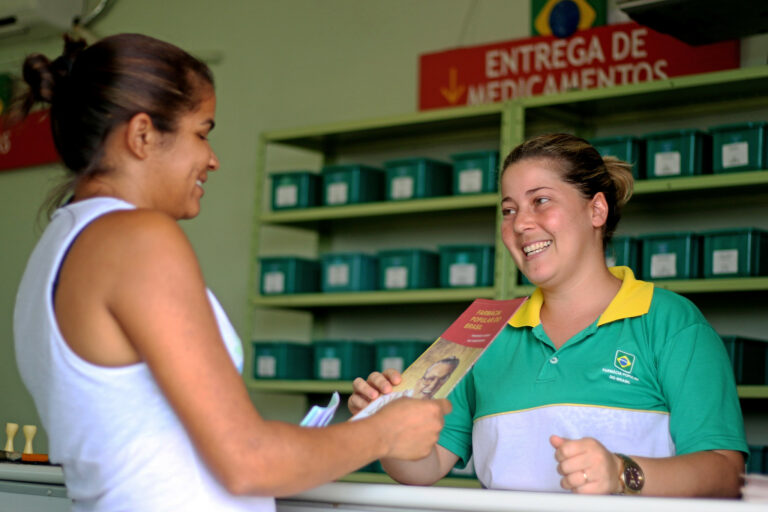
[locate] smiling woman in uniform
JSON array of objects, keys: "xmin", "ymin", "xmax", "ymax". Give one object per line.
[{"xmin": 350, "ymin": 133, "xmax": 747, "ymax": 497}]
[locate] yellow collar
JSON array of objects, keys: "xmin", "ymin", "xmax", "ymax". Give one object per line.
[{"xmin": 509, "ymin": 266, "xmax": 654, "ymax": 328}]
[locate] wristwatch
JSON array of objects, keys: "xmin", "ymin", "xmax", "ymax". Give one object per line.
[{"xmin": 615, "ymin": 453, "xmax": 645, "ymax": 494}]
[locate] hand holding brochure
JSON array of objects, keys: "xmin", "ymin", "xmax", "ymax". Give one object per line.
[{"xmin": 352, "ymin": 297, "xmax": 526, "ymax": 420}]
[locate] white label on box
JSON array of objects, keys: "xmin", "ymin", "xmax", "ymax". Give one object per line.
[
  {"xmin": 385, "ymin": 266, "xmax": 408, "ymax": 289},
  {"xmin": 654, "ymin": 151, "xmax": 681, "ymax": 176},
  {"xmin": 327, "ymin": 182, "xmax": 348, "ymax": 205},
  {"xmin": 256, "ymin": 355, "xmax": 277, "ymax": 377},
  {"xmin": 263, "ymin": 271, "xmax": 285, "ymax": 293},
  {"xmin": 650, "ymin": 253, "xmax": 677, "ymax": 278},
  {"xmin": 275, "ymin": 184, "xmax": 298, "ymax": 207},
  {"xmin": 450, "ymin": 263, "xmax": 477, "ymax": 286},
  {"xmin": 713, "ymin": 249, "xmax": 739, "ymax": 275},
  {"xmin": 605, "ymin": 255, "xmax": 617, "ymax": 268},
  {"xmin": 458, "ymin": 169, "xmax": 483, "ymax": 193},
  {"xmin": 391, "ymin": 176, "xmax": 414, "ymax": 199},
  {"xmin": 319, "ymin": 357, "xmax": 341, "ymax": 379},
  {"xmin": 327, "ymin": 264, "xmax": 350, "ymax": 286},
  {"xmin": 382, "ymin": 356, "xmax": 405, "ymax": 373},
  {"xmin": 722, "ymin": 142, "xmax": 749, "ymax": 169}
]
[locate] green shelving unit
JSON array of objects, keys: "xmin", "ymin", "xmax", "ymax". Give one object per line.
[{"xmin": 250, "ymin": 66, "xmax": 768, "ymax": 434}]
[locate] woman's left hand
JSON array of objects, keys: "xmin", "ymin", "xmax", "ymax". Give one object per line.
[{"xmin": 550, "ymin": 435, "xmax": 622, "ymax": 494}]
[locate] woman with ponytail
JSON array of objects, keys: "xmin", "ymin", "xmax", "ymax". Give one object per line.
[
  {"xmin": 12, "ymin": 34, "xmax": 449, "ymax": 512},
  {"xmin": 350, "ymin": 133, "xmax": 747, "ymax": 497}
]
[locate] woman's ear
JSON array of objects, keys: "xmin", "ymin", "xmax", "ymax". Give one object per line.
[
  {"xmin": 590, "ymin": 192, "xmax": 609, "ymax": 228},
  {"xmin": 124, "ymin": 112, "xmax": 155, "ymax": 159}
]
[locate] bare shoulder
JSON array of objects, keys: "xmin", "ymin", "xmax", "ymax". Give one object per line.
[
  {"xmin": 70, "ymin": 208, "xmax": 203, "ymax": 288},
  {"xmin": 83, "ymin": 208, "xmax": 195, "ymax": 259}
]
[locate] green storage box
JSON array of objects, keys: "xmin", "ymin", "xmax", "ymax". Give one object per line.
[
  {"xmin": 606, "ymin": 236, "xmax": 641, "ymax": 275},
  {"xmin": 721, "ymin": 335, "xmax": 768, "ymax": 385},
  {"xmin": 639, "ymin": 232, "xmax": 700, "ymax": 280},
  {"xmin": 374, "ymin": 340, "xmax": 431, "ymax": 374},
  {"xmin": 259, "ymin": 257, "xmax": 319, "ymax": 295},
  {"xmin": 747, "ymin": 445, "xmax": 767, "ymax": 474},
  {"xmin": 591, "ymin": 136, "xmax": 645, "ymax": 180},
  {"xmin": 439, "ymin": 245, "xmax": 494, "ymax": 287},
  {"xmin": 701, "ymin": 228, "xmax": 768, "ymax": 278},
  {"xmin": 270, "ymin": 171, "xmax": 320, "ymax": 210},
  {"xmin": 384, "ymin": 158, "xmax": 452, "ymax": 200},
  {"xmin": 644, "ymin": 130, "xmax": 711, "ymax": 179},
  {"xmin": 321, "ymin": 164, "xmax": 383, "ymax": 206},
  {"xmin": 450, "ymin": 150, "xmax": 499, "ymax": 195},
  {"xmin": 377, "ymin": 249, "xmax": 439, "ymax": 290},
  {"xmin": 710, "ymin": 122, "xmax": 768, "ymax": 173},
  {"xmin": 313, "ymin": 340, "xmax": 375, "ymax": 380},
  {"xmin": 321, "ymin": 253, "xmax": 378, "ymax": 292},
  {"xmin": 251, "ymin": 342, "xmax": 313, "ymax": 380}
]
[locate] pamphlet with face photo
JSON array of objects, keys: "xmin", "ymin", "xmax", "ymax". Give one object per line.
[{"xmin": 352, "ymin": 297, "xmax": 526, "ymax": 420}]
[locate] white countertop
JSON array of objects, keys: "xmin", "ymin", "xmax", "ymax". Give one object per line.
[
  {"xmin": 277, "ymin": 482, "xmax": 768, "ymax": 512},
  {"xmin": 1, "ymin": 464, "xmax": 764, "ymax": 511}
]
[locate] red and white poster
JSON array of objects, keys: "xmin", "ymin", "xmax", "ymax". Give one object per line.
[
  {"xmin": 419, "ymin": 22, "xmax": 740, "ymax": 110},
  {"xmin": 0, "ymin": 109, "xmax": 59, "ymax": 172}
]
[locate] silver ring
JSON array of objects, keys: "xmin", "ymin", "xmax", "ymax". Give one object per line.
[{"xmin": 582, "ymin": 471, "xmax": 588, "ymax": 484}]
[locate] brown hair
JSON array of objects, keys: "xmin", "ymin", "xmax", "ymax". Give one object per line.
[
  {"xmin": 12, "ymin": 33, "xmax": 214, "ymax": 217},
  {"xmin": 502, "ymin": 133, "xmax": 634, "ymax": 246}
]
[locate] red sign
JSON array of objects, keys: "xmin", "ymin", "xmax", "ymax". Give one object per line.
[
  {"xmin": 0, "ymin": 109, "xmax": 59, "ymax": 172},
  {"xmin": 419, "ymin": 22, "xmax": 739, "ymax": 110}
]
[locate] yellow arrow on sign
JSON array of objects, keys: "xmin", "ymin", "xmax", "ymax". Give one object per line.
[{"xmin": 440, "ymin": 67, "xmax": 466, "ymax": 104}]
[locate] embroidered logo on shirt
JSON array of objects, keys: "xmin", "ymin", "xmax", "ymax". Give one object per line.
[{"xmin": 614, "ymin": 350, "xmax": 635, "ymax": 374}]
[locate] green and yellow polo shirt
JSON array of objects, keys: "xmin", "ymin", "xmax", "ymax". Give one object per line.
[{"xmin": 438, "ymin": 267, "xmax": 747, "ymax": 492}]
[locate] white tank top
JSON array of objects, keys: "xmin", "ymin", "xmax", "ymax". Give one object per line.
[{"xmin": 14, "ymin": 197, "xmax": 274, "ymax": 512}]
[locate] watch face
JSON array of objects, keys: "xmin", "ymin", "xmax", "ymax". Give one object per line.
[{"xmin": 625, "ymin": 466, "xmax": 644, "ymax": 491}]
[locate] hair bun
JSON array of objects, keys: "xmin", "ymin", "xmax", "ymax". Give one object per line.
[
  {"xmin": 22, "ymin": 53, "xmax": 56, "ymax": 104},
  {"xmin": 21, "ymin": 35, "xmax": 86, "ymax": 105}
]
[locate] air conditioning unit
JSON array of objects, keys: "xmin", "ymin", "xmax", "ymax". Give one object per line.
[{"xmin": 0, "ymin": 0, "xmax": 82, "ymax": 41}]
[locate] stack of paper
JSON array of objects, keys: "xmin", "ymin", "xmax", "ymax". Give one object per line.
[
  {"xmin": 300, "ymin": 392, "xmax": 340, "ymax": 427},
  {"xmin": 742, "ymin": 474, "xmax": 768, "ymax": 502}
]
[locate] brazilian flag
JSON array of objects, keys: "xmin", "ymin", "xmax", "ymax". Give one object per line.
[
  {"xmin": 0, "ymin": 73, "xmax": 11, "ymax": 116},
  {"xmin": 531, "ymin": 0, "xmax": 606, "ymax": 38}
]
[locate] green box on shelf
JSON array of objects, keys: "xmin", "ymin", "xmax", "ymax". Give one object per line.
[
  {"xmin": 359, "ymin": 461, "xmax": 384, "ymax": 473},
  {"xmin": 377, "ymin": 249, "xmax": 439, "ymax": 290},
  {"xmin": 270, "ymin": 171, "xmax": 320, "ymax": 210},
  {"xmin": 383, "ymin": 158, "xmax": 451, "ymax": 200},
  {"xmin": 321, "ymin": 164, "xmax": 383, "ymax": 206},
  {"xmin": 321, "ymin": 253, "xmax": 378, "ymax": 292},
  {"xmin": 644, "ymin": 130, "xmax": 711, "ymax": 179},
  {"xmin": 251, "ymin": 342, "xmax": 313, "ymax": 380},
  {"xmin": 710, "ymin": 122, "xmax": 768, "ymax": 173},
  {"xmin": 638, "ymin": 232, "xmax": 700, "ymax": 280},
  {"xmin": 606, "ymin": 236, "xmax": 641, "ymax": 275},
  {"xmin": 439, "ymin": 244, "xmax": 494, "ymax": 287},
  {"xmin": 259, "ymin": 257, "xmax": 319, "ymax": 295},
  {"xmin": 450, "ymin": 150, "xmax": 499, "ymax": 195},
  {"xmin": 591, "ymin": 136, "xmax": 645, "ymax": 180},
  {"xmin": 721, "ymin": 335, "xmax": 768, "ymax": 386},
  {"xmin": 313, "ymin": 340, "xmax": 375, "ymax": 380},
  {"xmin": 747, "ymin": 445, "xmax": 766, "ymax": 474},
  {"xmin": 374, "ymin": 340, "xmax": 431, "ymax": 374},
  {"xmin": 701, "ymin": 228, "xmax": 768, "ymax": 278}
]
